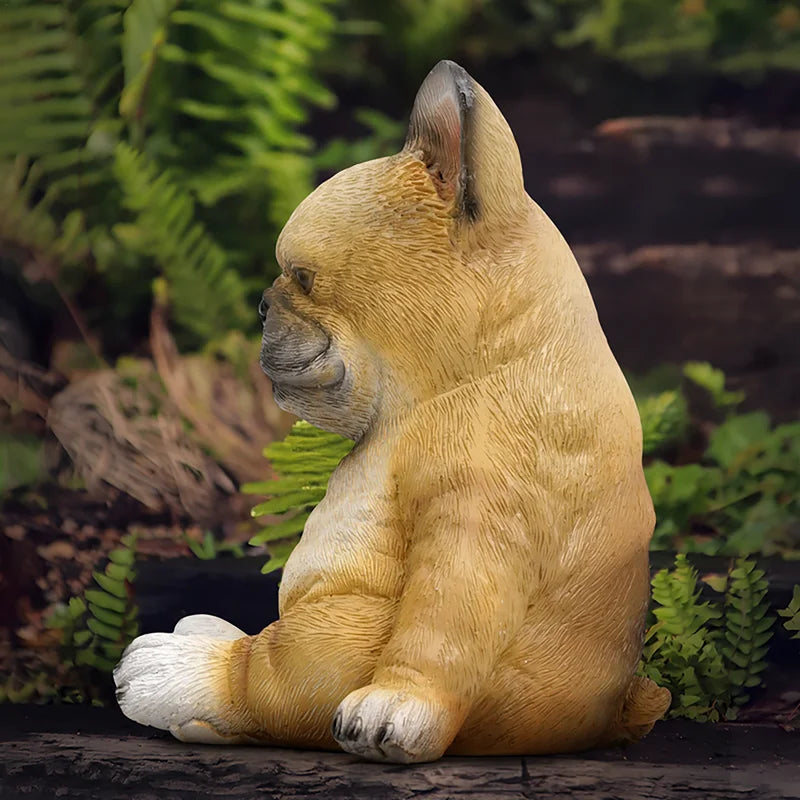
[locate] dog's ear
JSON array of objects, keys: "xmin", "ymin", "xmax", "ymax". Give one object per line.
[{"xmin": 404, "ymin": 60, "xmax": 525, "ymax": 225}]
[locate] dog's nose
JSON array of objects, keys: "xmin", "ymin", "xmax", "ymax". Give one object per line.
[{"xmin": 258, "ymin": 292, "xmax": 270, "ymax": 323}]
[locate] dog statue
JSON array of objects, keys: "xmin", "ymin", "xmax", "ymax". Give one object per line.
[{"xmin": 115, "ymin": 60, "xmax": 670, "ymax": 763}]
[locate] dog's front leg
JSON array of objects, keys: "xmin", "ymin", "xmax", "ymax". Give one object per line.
[{"xmin": 332, "ymin": 480, "xmax": 535, "ymax": 763}]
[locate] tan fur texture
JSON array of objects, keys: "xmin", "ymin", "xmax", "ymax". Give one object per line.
[{"xmin": 115, "ymin": 60, "xmax": 670, "ymax": 763}]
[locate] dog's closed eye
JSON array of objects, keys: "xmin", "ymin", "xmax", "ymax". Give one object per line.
[{"xmin": 293, "ymin": 267, "xmax": 316, "ymax": 294}]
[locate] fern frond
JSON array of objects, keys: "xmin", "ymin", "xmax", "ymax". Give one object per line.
[
  {"xmin": 638, "ymin": 389, "xmax": 689, "ymax": 455},
  {"xmin": 650, "ymin": 554, "xmax": 722, "ymax": 636},
  {"xmin": 119, "ymin": 0, "xmax": 178, "ymax": 126},
  {"xmin": 641, "ymin": 555, "xmax": 728, "ymax": 721},
  {"xmin": 117, "ymin": 0, "xmax": 336, "ymax": 210},
  {"xmin": 0, "ymin": 157, "xmax": 91, "ymax": 269},
  {"xmin": 0, "ymin": 0, "xmax": 125, "ymax": 296},
  {"xmin": 778, "ymin": 585, "xmax": 800, "ymax": 639},
  {"xmin": 0, "ymin": 1, "xmax": 121, "ymax": 172},
  {"xmin": 641, "ymin": 555, "xmax": 778, "ymax": 721},
  {"xmin": 244, "ymin": 420, "xmax": 353, "ymax": 573},
  {"xmin": 112, "ymin": 142, "xmax": 250, "ymax": 342},
  {"xmin": 720, "ymin": 560, "xmax": 774, "ymax": 703},
  {"xmin": 48, "ymin": 534, "xmax": 139, "ymax": 678}
]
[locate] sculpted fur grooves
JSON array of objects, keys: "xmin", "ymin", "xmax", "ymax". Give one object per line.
[{"xmin": 114, "ymin": 60, "xmax": 671, "ymax": 763}]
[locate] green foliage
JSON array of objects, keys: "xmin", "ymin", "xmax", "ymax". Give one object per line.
[
  {"xmin": 683, "ymin": 361, "xmax": 746, "ymax": 411},
  {"xmin": 335, "ymin": 0, "xmax": 800, "ymax": 90},
  {"xmin": 556, "ymin": 0, "xmax": 800, "ymax": 77},
  {"xmin": 315, "ymin": 109, "xmax": 405, "ymax": 172},
  {"xmin": 112, "ymin": 142, "xmax": 250, "ymax": 342},
  {"xmin": 634, "ymin": 360, "xmax": 746, "ymax": 457},
  {"xmin": 630, "ymin": 361, "xmax": 800, "ymax": 558},
  {"xmin": 119, "ymin": 0, "xmax": 338, "ymax": 224},
  {"xmin": 637, "ymin": 389, "xmax": 689, "ymax": 456},
  {"xmin": 779, "ymin": 585, "xmax": 800, "ymax": 639},
  {"xmin": 0, "ymin": 1, "xmax": 121, "ymax": 186},
  {"xmin": 646, "ymin": 413, "xmax": 800, "ymax": 557},
  {"xmin": 339, "ymin": 0, "xmax": 477, "ymax": 78},
  {"xmin": 640, "ymin": 555, "xmax": 774, "ymax": 721},
  {"xmin": 0, "ymin": 2, "xmax": 118, "ymax": 304},
  {"xmin": 47, "ymin": 534, "xmax": 139, "ymax": 680},
  {"xmin": 0, "ymin": 672, "xmax": 56, "ymax": 705},
  {"xmin": 243, "ymin": 420, "xmax": 353, "ymax": 574},
  {"xmin": 0, "ymin": 434, "xmax": 47, "ymax": 495},
  {"xmin": 720, "ymin": 560, "xmax": 775, "ymax": 701},
  {"xmin": 2, "ymin": 0, "xmax": 340, "ymax": 348},
  {"xmin": 183, "ymin": 529, "xmax": 246, "ymax": 559}
]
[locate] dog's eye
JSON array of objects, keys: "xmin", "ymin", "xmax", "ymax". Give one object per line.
[{"xmin": 293, "ymin": 267, "xmax": 316, "ymax": 294}]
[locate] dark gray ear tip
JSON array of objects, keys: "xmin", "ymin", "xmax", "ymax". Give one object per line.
[
  {"xmin": 412, "ymin": 60, "xmax": 475, "ymax": 120},
  {"xmin": 427, "ymin": 59, "xmax": 474, "ymax": 90},
  {"xmin": 406, "ymin": 60, "xmax": 475, "ymax": 147},
  {"xmin": 430, "ymin": 58, "xmax": 464, "ymax": 74}
]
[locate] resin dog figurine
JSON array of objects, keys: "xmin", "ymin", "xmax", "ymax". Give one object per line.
[{"xmin": 115, "ymin": 60, "xmax": 670, "ymax": 763}]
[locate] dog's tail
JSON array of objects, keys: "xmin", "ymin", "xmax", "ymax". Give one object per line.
[{"xmin": 612, "ymin": 675, "xmax": 672, "ymax": 743}]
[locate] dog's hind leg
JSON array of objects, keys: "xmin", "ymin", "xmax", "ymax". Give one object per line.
[{"xmin": 114, "ymin": 595, "xmax": 395, "ymax": 748}]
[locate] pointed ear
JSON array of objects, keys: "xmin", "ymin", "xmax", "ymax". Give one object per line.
[{"xmin": 403, "ymin": 60, "xmax": 525, "ymax": 225}]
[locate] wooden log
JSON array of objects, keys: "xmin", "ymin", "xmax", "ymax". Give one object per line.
[
  {"xmin": 507, "ymin": 112, "xmax": 800, "ymax": 249},
  {"xmin": 573, "ymin": 243, "xmax": 800, "ymax": 422},
  {"xmin": 1, "ymin": 706, "xmax": 798, "ymax": 800},
  {"xmin": 595, "ymin": 117, "xmax": 800, "ymax": 160}
]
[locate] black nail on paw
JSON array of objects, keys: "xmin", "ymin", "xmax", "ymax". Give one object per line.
[
  {"xmin": 345, "ymin": 715, "xmax": 363, "ymax": 740},
  {"xmin": 376, "ymin": 721, "xmax": 394, "ymax": 745},
  {"xmin": 332, "ymin": 710, "xmax": 343, "ymax": 739}
]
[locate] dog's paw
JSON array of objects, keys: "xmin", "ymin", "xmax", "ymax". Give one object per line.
[
  {"xmin": 332, "ymin": 684, "xmax": 450, "ymax": 763},
  {"xmin": 172, "ymin": 613, "xmax": 246, "ymax": 640},
  {"xmin": 114, "ymin": 615, "xmax": 245, "ymax": 742}
]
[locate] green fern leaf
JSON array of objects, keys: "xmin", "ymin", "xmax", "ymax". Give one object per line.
[
  {"xmin": 778, "ymin": 585, "xmax": 800, "ymax": 639},
  {"xmin": 84, "ymin": 589, "xmax": 126, "ymax": 614},
  {"xmin": 101, "ymin": 643, "xmax": 125, "ymax": 661},
  {"xmin": 48, "ymin": 534, "xmax": 140, "ymax": 682},
  {"xmin": 251, "ymin": 489, "xmax": 328, "ymax": 517},
  {"xmin": 249, "ymin": 512, "xmax": 311, "ymax": 546},
  {"xmin": 92, "ymin": 571, "xmax": 127, "ymax": 599},
  {"xmin": 88, "ymin": 604, "xmax": 125, "ymax": 629},
  {"xmin": 260, "ymin": 540, "xmax": 299, "ymax": 575},
  {"xmin": 113, "ymin": 142, "xmax": 250, "ymax": 342},
  {"xmin": 721, "ymin": 558, "xmax": 775, "ymax": 702},
  {"xmin": 87, "ymin": 617, "xmax": 123, "ymax": 642},
  {"xmin": 119, "ymin": 0, "xmax": 177, "ymax": 123},
  {"xmin": 108, "ymin": 547, "xmax": 136, "ymax": 566},
  {"xmin": 246, "ymin": 421, "xmax": 353, "ymax": 572}
]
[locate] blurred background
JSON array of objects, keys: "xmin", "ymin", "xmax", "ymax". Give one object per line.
[{"xmin": 0, "ymin": 1, "xmax": 799, "ymax": 709}]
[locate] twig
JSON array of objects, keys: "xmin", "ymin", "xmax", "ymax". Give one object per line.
[{"xmin": 34, "ymin": 256, "xmax": 107, "ymax": 369}]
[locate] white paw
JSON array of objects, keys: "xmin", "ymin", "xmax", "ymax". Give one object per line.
[
  {"xmin": 114, "ymin": 615, "xmax": 245, "ymax": 741},
  {"xmin": 332, "ymin": 684, "xmax": 447, "ymax": 763},
  {"xmin": 172, "ymin": 614, "xmax": 245, "ymax": 640}
]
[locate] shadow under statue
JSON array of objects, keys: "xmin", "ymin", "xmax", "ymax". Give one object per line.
[{"xmin": 114, "ymin": 59, "xmax": 671, "ymax": 764}]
